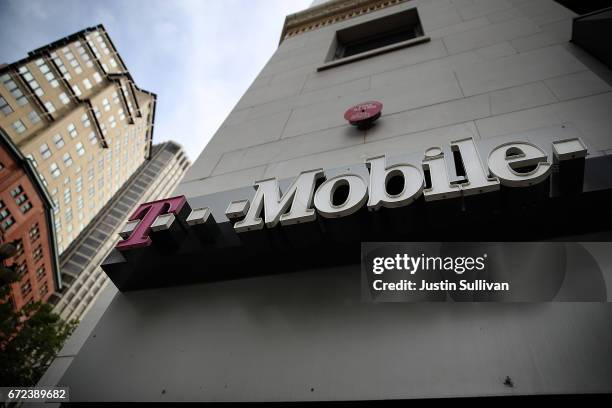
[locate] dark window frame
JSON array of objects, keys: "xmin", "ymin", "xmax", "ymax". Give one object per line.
[{"xmin": 319, "ymin": 8, "xmax": 429, "ymax": 71}]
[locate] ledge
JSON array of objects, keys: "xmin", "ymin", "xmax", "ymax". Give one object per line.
[{"xmin": 317, "ymin": 35, "xmax": 430, "ymax": 71}]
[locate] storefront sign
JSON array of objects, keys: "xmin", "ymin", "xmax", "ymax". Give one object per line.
[
  {"xmin": 116, "ymin": 136, "xmax": 586, "ymax": 249},
  {"xmin": 102, "ymin": 127, "xmax": 612, "ymax": 291}
]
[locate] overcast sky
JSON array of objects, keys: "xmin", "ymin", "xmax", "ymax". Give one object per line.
[{"xmin": 0, "ymin": 0, "xmax": 312, "ymax": 160}]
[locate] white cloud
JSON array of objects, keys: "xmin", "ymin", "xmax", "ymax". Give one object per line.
[{"xmin": 149, "ymin": 0, "xmax": 311, "ymax": 160}]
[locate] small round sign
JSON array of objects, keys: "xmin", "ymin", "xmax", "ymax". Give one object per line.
[{"xmin": 344, "ymin": 101, "xmax": 383, "ymax": 129}]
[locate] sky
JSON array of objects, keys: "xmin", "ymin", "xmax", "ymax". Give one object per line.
[{"xmin": 0, "ymin": 0, "xmax": 312, "ymax": 160}]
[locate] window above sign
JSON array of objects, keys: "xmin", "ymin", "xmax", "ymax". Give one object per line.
[{"xmin": 318, "ymin": 8, "xmax": 429, "ymax": 71}]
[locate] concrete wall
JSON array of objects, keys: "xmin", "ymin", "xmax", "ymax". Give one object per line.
[
  {"xmin": 56, "ymin": 263, "xmax": 612, "ymax": 401},
  {"xmin": 176, "ymin": 0, "xmax": 612, "ymax": 198},
  {"xmin": 55, "ymin": 0, "xmax": 612, "ymax": 401}
]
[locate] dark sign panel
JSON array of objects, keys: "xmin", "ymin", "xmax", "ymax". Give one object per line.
[{"xmin": 102, "ymin": 128, "xmax": 612, "ymax": 291}]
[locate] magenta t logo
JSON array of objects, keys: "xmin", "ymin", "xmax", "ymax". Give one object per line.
[{"xmin": 116, "ymin": 195, "xmax": 187, "ymax": 250}]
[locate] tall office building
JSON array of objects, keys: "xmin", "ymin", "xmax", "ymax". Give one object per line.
[
  {"xmin": 51, "ymin": 141, "xmax": 189, "ymax": 322},
  {"xmin": 0, "ymin": 25, "xmax": 155, "ymax": 254},
  {"xmin": 0, "ymin": 129, "xmax": 60, "ymax": 312},
  {"xmin": 45, "ymin": 0, "xmax": 612, "ymax": 401}
]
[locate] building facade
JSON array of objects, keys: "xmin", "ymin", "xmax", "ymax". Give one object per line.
[
  {"xmin": 0, "ymin": 129, "xmax": 60, "ymax": 313},
  {"xmin": 0, "ymin": 25, "xmax": 155, "ymax": 254},
  {"xmin": 47, "ymin": 0, "xmax": 612, "ymax": 401},
  {"xmin": 50, "ymin": 141, "xmax": 189, "ymax": 322}
]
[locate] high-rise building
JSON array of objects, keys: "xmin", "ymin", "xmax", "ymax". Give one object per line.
[
  {"xmin": 43, "ymin": 0, "xmax": 612, "ymax": 401},
  {"xmin": 51, "ymin": 141, "xmax": 189, "ymax": 322},
  {"xmin": 0, "ymin": 128, "xmax": 60, "ymax": 312},
  {"xmin": 0, "ymin": 25, "xmax": 155, "ymax": 254}
]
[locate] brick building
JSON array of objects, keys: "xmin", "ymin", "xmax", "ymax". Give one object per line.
[{"xmin": 0, "ymin": 129, "xmax": 60, "ymax": 312}]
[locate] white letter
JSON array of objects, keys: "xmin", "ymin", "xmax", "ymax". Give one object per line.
[
  {"xmin": 314, "ymin": 174, "xmax": 368, "ymax": 218},
  {"xmin": 487, "ymin": 142, "xmax": 551, "ymax": 187},
  {"xmin": 233, "ymin": 169, "xmax": 323, "ymax": 233},
  {"xmin": 373, "ymin": 257, "xmax": 384, "ymax": 274},
  {"xmin": 373, "ymin": 280, "xmax": 383, "ymax": 290},
  {"xmin": 451, "ymin": 138, "xmax": 499, "ymax": 195},
  {"xmin": 422, "ymin": 147, "xmax": 461, "ymax": 201},
  {"xmin": 366, "ymin": 155, "xmax": 423, "ymax": 210}
]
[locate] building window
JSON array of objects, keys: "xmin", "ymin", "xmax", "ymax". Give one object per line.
[
  {"xmin": 64, "ymin": 187, "xmax": 71, "ymax": 204},
  {"xmin": 76, "ymin": 175, "xmax": 83, "ymax": 192},
  {"xmin": 111, "ymin": 91, "xmax": 119, "ymax": 104},
  {"xmin": 39, "ymin": 281, "xmax": 49, "ymax": 297},
  {"xmin": 19, "ymin": 66, "xmax": 44, "ymax": 97},
  {"xmin": 50, "ymin": 51, "xmax": 71, "ymax": 81},
  {"xmin": 97, "ymin": 33, "xmax": 111, "ymax": 54},
  {"xmin": 49, "ymin": 162, "xmax": 61, "ymax": 178},
  {"xmin": 83, "ymin": 78, "xmax": 92, "ymax": 90},
  {"xmin": 63, "ymin": 152, "xmax": 73, "ymax": 167},
  {"xmin": 75, "ymin": 41, "xmax": 94, "ymax": 68},
  {"xmin": 29, "ymin": 223, "xmax": 40, "ymax": 242},
  {"xmin": 20, "ymin": 280, "xmax": 32, "ymax": 297},
  {"xmin": 72, "ymin": 84, "xmax": 82, "ymax": 96},
  {"xmin": 1, "ymin": 73, "xmax": 29, "ymax": 106},
  {"xmin": 65, "ymin": 207, "xmax": 72, "ymax": 223},
  {"xmin": 44, "ymin": 101, "xmax": 56, "ymax": 114},
  {"xmin": 35, "ymin": 58, "xmax": 59, "ymax": 88},
  {"xmin": 20, "ymin": 201, "xmax": 32, "ymax": 213},
  {"xmin": 93, "ymin": 72, "xmax": 102, "ymax": 83},
  {"xmin": 75, "ymin": 142, "xmax": 85, "ymax": 156},
  {"xmin": 12, "ymin": 119, "xmax": 26, "ymax": 134},
  {"xmin": 15, "ymin": 193, "xmax": 27, "ymax": 204},
  {"xmin": 0, "ymin": 95, "xmax": 13, "ymax": 116},
  {"xmin": 14, "ymin": 240, "xmax": 24, "ymax": 257},
  {"xmin": 328, "ymin": 8, "xmax": 425, "ymax": 63},
  {"xmin": 10, "ymin": 185, "xmax": 23, "ymax": 197},
  {"xmin": 16, "ymin": 261, "xmax": 27, "ymax": 277},
  {"xmin": 40, "ymin": 143, "xmax": 51, "ymax": 160},
  {"xmin": 86, "ymin": 131, "xmax": 96, "ymax": 146},
  {"xmin": 14, "ymin": 187, "xmax": 32, "ymax": 214},
  {"xmin": 33, "ymin": 245, "xmax": 43, "ymax": 262},
  {"xmin": 63, "ymin": 48, "xmax": 83, "ymax": 75},
  {"xmin": 0, "ymin": 200, "xmax": 15, "ymax": 231},
  {"xmin": 67, "ymin": 122, "xmax": 78, "ymax": 138},
  {"xmin": 28, "ymin": 110, "xmax": 41, "ymax": 124},
  {"xmin": 102, "ymin": 98, "xmax": 111, "ymax": 112},
  {"xmin": 87, "ymin": 35, "xmax": 101, "ymax": 58},
  {"xmin": 36, "ymin": 265, "xmax": 46, "ymax": 281},
  {"xmin": 109, "ymin": 115, "xmax": 116, "ymax": 128},
  {"xmin": 59, "ymin": 92, "xmax": 70, "ymax": 105},
  {"xmin": 53, "ymin": 133, "xmax": 65, "ymax": 149},
  {"xmin": 81, "ymin": 112, "xmax": 90, "ymax": 128}
]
